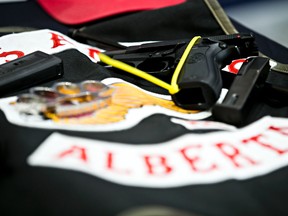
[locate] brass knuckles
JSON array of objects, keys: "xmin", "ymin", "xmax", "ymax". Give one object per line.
[
  {"xmin": 53, "ymin": 80, "xmax": 109, "ymax": 96},
  {"xmin": 16, "ymin": 93, "xmax": 48, "ymax": 115},
  {"xmin": 80, "ymin": 80, "xmax": 109, "ymax": 94},
  {"xmin": 31, "ymin": 86, "xmax": 60, "ymax": 99},
  {"xmin": 15, "ymin": 80, "xmax": 115, "ymax": 117},
  {"xmin": 54, "ymin": 82, "xmax": 81, "ymax": 95},
  {"xmin": 15, "ymin": 87, "xmax": 59, "ymax": 115},
  {"xmin": 55, "ymin": 91, "xmax": 112, "ymax": 118}
]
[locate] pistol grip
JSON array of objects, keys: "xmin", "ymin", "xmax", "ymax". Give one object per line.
[{"xmin": 172, "ymin": 43, "xmax": 223, "ymax": 110}]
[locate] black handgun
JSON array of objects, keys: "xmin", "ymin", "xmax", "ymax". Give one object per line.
[{"xmin": 104, "ymin": 33, "xmax": 258, "ymax": 110}]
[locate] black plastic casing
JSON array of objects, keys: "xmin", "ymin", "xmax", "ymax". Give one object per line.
[
  {"xmin": 0, "ymin": 51, "xmax": 63, "ymax": 97},
  {"xmin": 212, "ymin": 57, "xmax": 270, "ymax": 126}
]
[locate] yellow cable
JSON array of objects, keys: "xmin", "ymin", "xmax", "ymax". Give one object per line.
[
  {"xmin": 98, "ymin": 36, "xmax": 201, "ymax": 94},
  {"xmin": 98, "ymin": 53, "xmax": 172, "ymax": 91},
  {"xmin": 170, "ymin": 36, "xmax": 201, "ymax": 94}
]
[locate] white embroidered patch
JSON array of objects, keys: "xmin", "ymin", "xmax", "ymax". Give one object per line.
[
  {"xmin": 28, "ymin": 116, "xmax": 288, "ymax": 188},
  {"xmin": 0, "ymin": 82, "xmax": 211, "ymax": 131},
  {"xmin": 0, "ymin": 29, "xmax": 101, "ymax": 64},
  {"xmin": 171, "ymin": 117, "xmax": 237, "ymax": 131},
  {"xmin": 0, "ymin": 30, "xmax": 212, "ymax": 131}
]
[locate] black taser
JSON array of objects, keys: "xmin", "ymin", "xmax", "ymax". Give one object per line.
[
  {"xmin": 212, "ymin": 57, "xmax": 270, "ymax": 126},
  {"xmin": 0, "ymin": 51, "xmax": 63, "ymax": 97}
]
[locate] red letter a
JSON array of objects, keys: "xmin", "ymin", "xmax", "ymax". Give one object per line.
[{"xmin": 57, "ymin": 145, "xmax": 88, "ymax": 163}]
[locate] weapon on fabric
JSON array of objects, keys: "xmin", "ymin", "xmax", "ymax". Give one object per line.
[
  {"xmin": 212, "ymin": 56, "xmax": 270, "ymax": 126},
  {"xmin": 0, "ymin": 51, "xmax": 63, "ymax": 97},
  {"xmin": 100, "ymin": 33, "xmax": 258, "ymax": 110}
]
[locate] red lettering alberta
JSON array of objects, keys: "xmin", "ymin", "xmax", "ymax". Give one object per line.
[{"xmin": 54, "ymin": 123, "xmax": 288, "ymax": 178}]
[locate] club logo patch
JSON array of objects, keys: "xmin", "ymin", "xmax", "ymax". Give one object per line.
[
  {"xmin": 0, "ymin": 78, "xmax": 211, "ymax": 131},
  {"xmin": 0, "ymin": 29, "xmax": 211, "ymax": 131}
]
